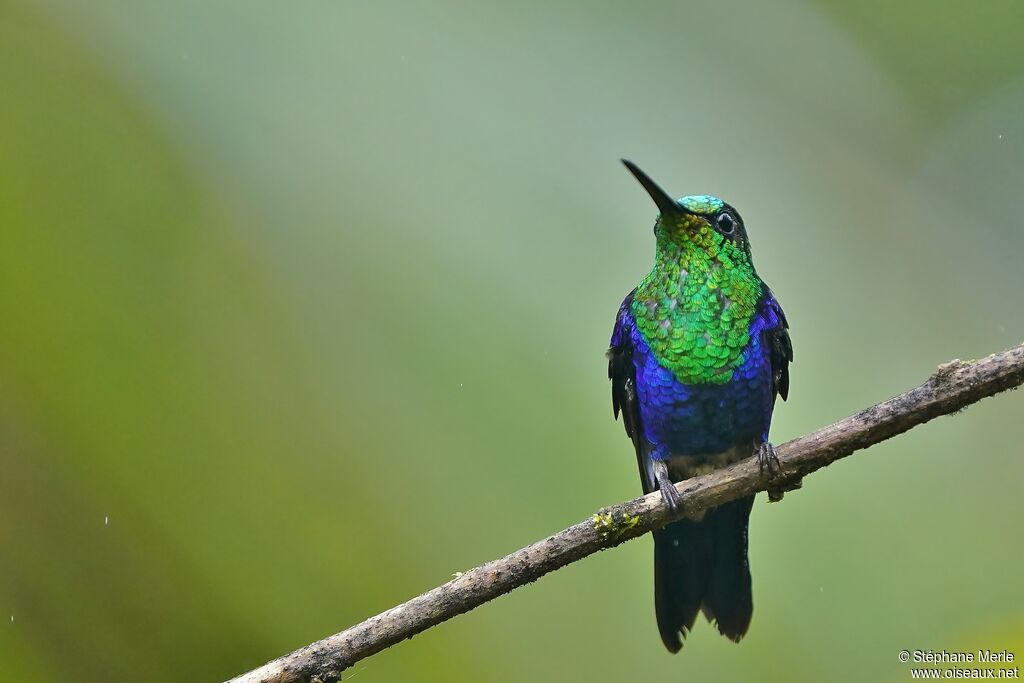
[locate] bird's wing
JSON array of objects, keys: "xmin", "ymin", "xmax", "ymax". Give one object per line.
[
  {"xmin": 608, "ymin": 289, "xmax": 655, "ymax": 495},
  {"xmin": 761, "ymin": 291, "xmax": 793, "ymax": 402}
]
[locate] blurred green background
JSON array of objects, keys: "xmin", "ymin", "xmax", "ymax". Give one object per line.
[{"xmin": 2, "ymin": 1, "xmax": 1023, "ymax": 681}]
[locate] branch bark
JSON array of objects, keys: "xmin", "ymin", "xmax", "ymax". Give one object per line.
[{"xmin": 228, "ymin": 343, "xmax": 1024, "ymax": 683}]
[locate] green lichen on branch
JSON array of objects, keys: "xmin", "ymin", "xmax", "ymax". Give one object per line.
[{"xmin": 592, "ymin": 510, "xmax": 640, "ymax": 540}]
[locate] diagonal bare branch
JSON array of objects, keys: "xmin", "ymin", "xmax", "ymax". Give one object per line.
[{"xmin": 228, "ymin": 343, "xmax": 1024, "ymax": 683}]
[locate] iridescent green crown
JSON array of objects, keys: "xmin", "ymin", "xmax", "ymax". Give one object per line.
[{"xmin": 678, "ymin": 195, "xmax": 724, "ymax": 215}]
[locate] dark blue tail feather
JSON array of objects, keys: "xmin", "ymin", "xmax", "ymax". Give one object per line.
[{"xmin": 654, "ymin": 495, "xmax": 754, "ymax": 651}]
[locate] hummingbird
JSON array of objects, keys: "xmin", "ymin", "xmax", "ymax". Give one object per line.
[{"xmin": 607, "ymin": 160, "xmax": 793, "ymax": 651}]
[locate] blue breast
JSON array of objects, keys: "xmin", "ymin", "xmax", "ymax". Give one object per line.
[{"xmin": 625, "ymin": 307, "xmax": 779, "ymax": 459}]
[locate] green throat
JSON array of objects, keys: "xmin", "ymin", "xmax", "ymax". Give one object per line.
[{"xmin": 631, "ymin": 212, "xmax": 764, "ymax": 385}]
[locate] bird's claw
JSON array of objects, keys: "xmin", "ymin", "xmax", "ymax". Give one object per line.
[
  {"xmin": 652, "ymin": 459, "xmax": 682, "ymax": 511},
  {"xmin": 759, "ymin": 442, "xmax": 802, "ymax": 502},
  {"xmin": 757, "ymin": 441, "xmax": 781, "ymax": 479},
  {"xmin": 658, "ymin": 476, "xmax": 683, "ymax": 511}
]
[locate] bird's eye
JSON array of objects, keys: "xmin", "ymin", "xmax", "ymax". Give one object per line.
[{"xmin": 716, "ymin": 213, "xmax": 736, "ymax": 236}]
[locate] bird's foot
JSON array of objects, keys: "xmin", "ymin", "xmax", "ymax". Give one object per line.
[
  {"xmin": 756, "ymin": 441, "xmax": 781, "ymax": 479},
  {"xmin": 758, "ymin": 441, "xmax": 802, "ymax": 502},
  {"xmin": 652, "ymin": 459, "xmax": 682, "ymax": 511}
]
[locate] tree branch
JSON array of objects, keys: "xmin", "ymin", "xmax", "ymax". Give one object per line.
[{"xmin": 227, "ymin": 343, "xmax": 1024, "ymax": 683}]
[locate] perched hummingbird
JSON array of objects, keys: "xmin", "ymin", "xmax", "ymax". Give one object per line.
[{"xmin": 608, "ymin": 160, "xmax": 793, "ymax": 651}]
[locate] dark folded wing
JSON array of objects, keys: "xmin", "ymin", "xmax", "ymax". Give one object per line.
[
  {"xmin": 608, "ymin": 289, "xmax": 655, "ymax": 494},
  {"xmin": 761, "ymin": 291, "xmax": 793, "ymax": 402}
]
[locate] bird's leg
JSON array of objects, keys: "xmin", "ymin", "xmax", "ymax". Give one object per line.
[{"xmin": 652, "ymin": 459, "xmax": 682, "ymax": 511}]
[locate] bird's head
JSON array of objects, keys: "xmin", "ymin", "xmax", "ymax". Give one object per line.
[{"xmin": 622, "ymin": 159, "xmax": 753, "ymax": 266}]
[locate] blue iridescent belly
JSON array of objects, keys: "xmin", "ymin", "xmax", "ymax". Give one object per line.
[{"xmin": 626, "ymin": 311, "xmax": 776, "ymax": 459}]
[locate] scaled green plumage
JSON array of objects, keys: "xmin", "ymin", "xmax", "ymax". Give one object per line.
[{"xmin": 631, "ymin": 207, "xmax": 764, "ymax": 385}]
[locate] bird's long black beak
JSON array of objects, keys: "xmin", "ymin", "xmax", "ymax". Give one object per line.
[{"xmin": 621, "ymin": 159, "xmax": 683, "ymax": 217}]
